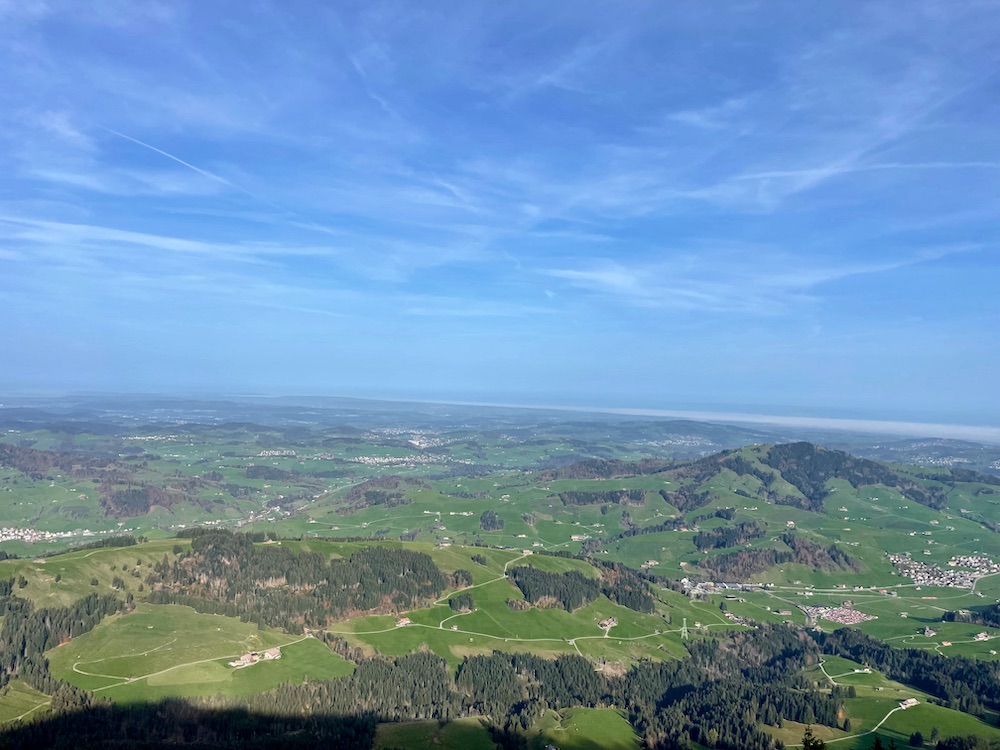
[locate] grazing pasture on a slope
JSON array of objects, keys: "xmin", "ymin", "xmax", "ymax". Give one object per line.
[
  {"xmin": 527, "ymin": 708, "xmax": 641, "ymax": 750},
  {"xmin": 46, "ymin": 603, "xmax": 353, "ymax": 700},
  {"xmin": 374, "ymin": 718, "xmax": 495, "ymax": 750},
  {"xmin": 0, "ymin": 682, "xmax": 50, "ymax": 725},
  {"xmin": 0, "ymin": 538, "xmax": 186, "ymax": 607}
]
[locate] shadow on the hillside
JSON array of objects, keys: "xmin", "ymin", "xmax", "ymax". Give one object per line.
[{"xmin": 0, "ymin": 699, "xmax": 377, "ymax": 749}]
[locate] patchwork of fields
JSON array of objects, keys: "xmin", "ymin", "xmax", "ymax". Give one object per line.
[{"xmin": 2, "ymin": 413, "xmax": 1000, "ymax": 747}]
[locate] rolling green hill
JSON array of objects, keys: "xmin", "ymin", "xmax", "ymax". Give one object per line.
[{"xmin": 2, "ymin": 417, "xmax": 1000, "ymax": 749}]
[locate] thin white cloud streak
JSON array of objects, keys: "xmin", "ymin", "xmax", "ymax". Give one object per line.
[
  {"xmin": 347, "ymin": 53, "xmax": 403, "ymax": 121},
  {"xmin": 35, "ymin": 111, "xmax": 95, "ymax": 150},
  {"xmin": 99, "ymin": 126, "xmax": 406, "ymax": 247},
  {"xmin": 739, "ymin": 162, "xmax": 1000, "ymax": 181},
  {"xmin": 0, "ymin": 210, "xmax": 498, "ymax": 285},
  {"xmin": 100, "ymin": 127, "xmax": 236, "ymax": 190},
  {"xmin": 667, "ymin": 97, "xmax": 750, "ymax": 130},
  {"xmin": 541, "ymin": 245, "xmax": 977, "ymax": 313},
  {"xmin": 402, "ymin": 299, "xmax": 553, "ymax": 318},
  {"xmin": 26, "ymin": 166, "xmax": 225, "ymax": 197},
  {"xmin": 0, "ymin": 216, "xmax": 339, "ymax": 261},
  {"xmin": 1, "ymin": 245, "xmax": 549, "ymax": 325}
]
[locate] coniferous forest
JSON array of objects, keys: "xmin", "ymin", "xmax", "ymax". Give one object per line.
[{"xmin": 144, "ymin": 530, "xmax": 448, "ymax": 631}]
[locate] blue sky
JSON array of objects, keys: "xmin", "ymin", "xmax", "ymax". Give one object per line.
[{"xmin": 1, "ymin": 1, "xmax": 998, "ymax": 423}]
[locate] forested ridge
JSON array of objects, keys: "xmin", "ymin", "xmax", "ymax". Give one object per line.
[
  {"xmin": 762, "ymin": 442, "xmax": 950, "ymax": 511},
  {"xmin": 696, "ymin": 533, "xmax": 858, "ymax": 581},
  {"xmin": 145, "ymin": 530, "xmax": 450, "ymax": 631},
  {"xmin": 508, "ymin": 566, "xmax": 600, "ymax": 611},
  {"xmin": 337, "ymin": 475, "xmax": 429, "ymax": 514},
  {"xmin": 581, "ymin": 507, "xmax": 737, "ymax": 555},
  {"xmin": 0, "ymin": 444, "xmax": 200, "ymax": 517},
  {"xmin": 557, "ymin": 488, "xmax": 646, "ymax": 506},
  {"xmin": 508, "ymin": 562, "xmax": 655, "ymax": 613},
  {"xmin": 548, "ymin": 441, "xmax": 973, "ymax": 518},
  {"xmin": 693, "ymin": 520, "xmax": 765, "ymax": 551},
  {"xmin": 943, "ymin": 603, "xmax": 1000, "ymax": 628},
  {"xmin": 536, "ymin": 457, "xmax": 677, "ymax": 480}
]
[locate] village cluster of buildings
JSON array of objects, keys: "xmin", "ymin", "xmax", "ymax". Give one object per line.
[
  {"xmin": 228, "ymin": 648, "xmax": 281, "ymax": 668},
  {"xmin": 343, "ymin": 454, "xmax": 471, "ymax": 467},
  {"xmin": 802, "ymin": 606, "xmax": 877, "ymax": 625},
  {"xmin": 887, "ymin": 553, "xmax": 999, "ymax": 588},
  {"xmin": 0, "ymin": 526, "xmax": 96, "ymax": 544},
  {"xmin": 948, "ymin": 555, "xmax": 1000, "ymax": 574}
]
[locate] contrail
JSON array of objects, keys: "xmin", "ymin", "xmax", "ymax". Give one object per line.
[
  {"xmin": 99, "ymin": 126, "xmax": 334, "ymax": 230},
  {"xmin": 100, "ymin": 126, "xmax": 235, "ymax": 190}
]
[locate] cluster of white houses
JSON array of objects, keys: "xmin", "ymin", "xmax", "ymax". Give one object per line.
[
  {"xmin": 888, "ymin": 553, "xmax": 999, "ymax": 588},
  {"xmin": 802, "ymin": 605, "xmax": 877, "ymax": 626},
  {"xmin": 0, "ymin": 526, "xmax": 87, "ymax": 543}
]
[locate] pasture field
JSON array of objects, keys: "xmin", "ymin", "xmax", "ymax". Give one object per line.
[
  {"xmin": 7, "ymin": 427, "xmax": 999, "ymax": 610},
  {"xmin": 764, "ymin": 720, "xmax": 850, "ymax": 747},
  {"xmin": 526, "ymin": 708, "xmax": 640, "ymax": 750},
  {"xmin": 0, "ymin": 682, "xmax": 50, "ymax": 725},
  {"xmin": 788, "ymin": 655, "xmax": 1000, "ymax": 750},
  {"xmin": 330, "ymin": 559, "xmax": 701, "ymax": 668},
  {"xmin": 872, "ymin": 701, "xmax": 1000, "ymax": 747},
  {"xmin": 374, "ymin": 718, "xmax": 495, "ymax": 750},
  {"xmin": 0, "ymin": 538, "xmax": 187, "ymax": 607},
  {"xmin": 46, "ymin": 603, "xmax": 352, "ymax": 700}
]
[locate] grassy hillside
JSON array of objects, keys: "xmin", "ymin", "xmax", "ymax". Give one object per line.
[
  {"xmin": 2, "ymin": 428, "xmax": 1000, "ymax": 748},
  {"xmin": 45, "ymin": 603, "xmax": 354, "ymax": 701}
]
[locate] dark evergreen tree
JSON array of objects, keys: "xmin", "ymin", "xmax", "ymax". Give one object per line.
[
  {"xmin": 802, "ymin": 725, "xmax": 827, "ymax": 750},
  {"xmin": 479, "ymin": 510, "xmax": 504, "ymax": 531}
]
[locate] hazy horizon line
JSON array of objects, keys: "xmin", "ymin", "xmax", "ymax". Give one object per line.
[
  {"xmin": 2, "ymin": 390, "xmax": 999, "ymax": 445},
  {"xmin": 410, "ymin": 399, "xmax": 1000, "ymax": 444}
]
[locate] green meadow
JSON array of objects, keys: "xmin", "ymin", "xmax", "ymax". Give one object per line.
[
  {"xmin": 338, "ymin": 547, "xmax": 731, "ymax": 666},
  {"xmin": 374, "ymin": 718, "xmax": 496, "ymax": 750},
  {"xmin": 527, "ymin": 708, "xmax": 640, "ymax": 750},
  {"xmin": 46, "ymin": 603, "xmax": 353, "ymax": 700},
  {"xmin": 0, "ymin": 682, "xmax": 51, "ymax": 725},
  {"xmin": 0, "ymin": 538, "xmax": 187, "ymax": 607},
  {"xmin": 780, "ymin": 654, "xmax": 1000, "ymax": 749}
]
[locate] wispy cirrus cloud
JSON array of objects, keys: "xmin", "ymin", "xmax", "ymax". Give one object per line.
[
  {"xmin": 1, "ymin": 0, "xmax": 998, "ymax": 414},
  {"xmin": 542, "ymin": 244, "xmax": 979, "ymax": 313},
  {"xmin": 0, "ymin": 216, "xmax": 335, "ymax": 261},
  {"xmin": 667, "ymin": 97, "xmax": 751, "ymax": 131}
]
